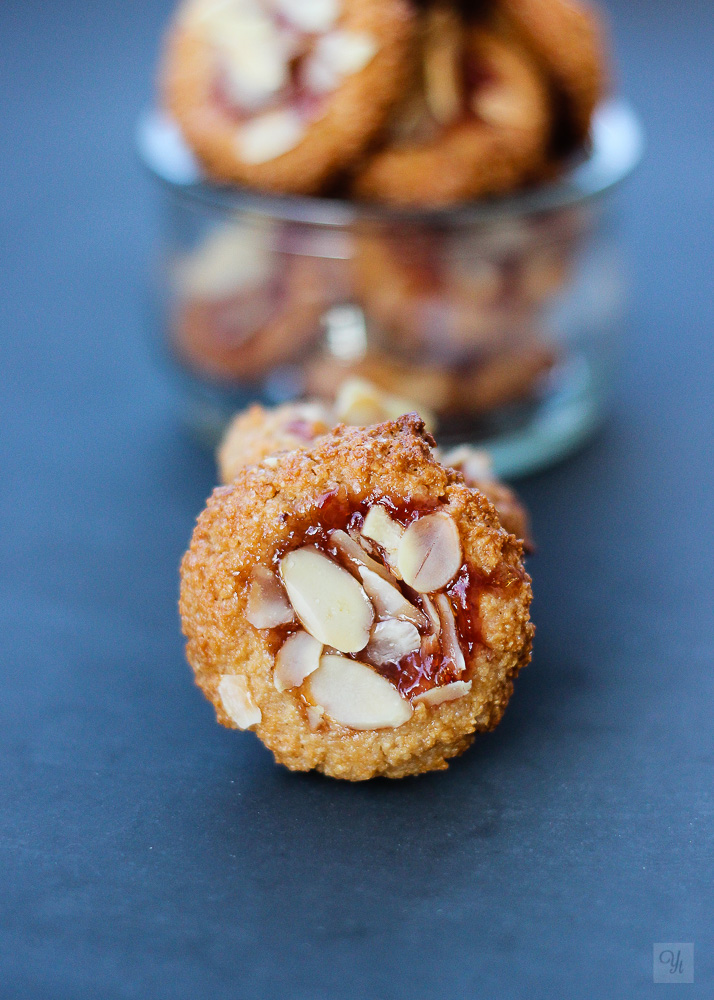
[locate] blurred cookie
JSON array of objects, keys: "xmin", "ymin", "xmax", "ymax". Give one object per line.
[
  {"xmin": 170, "ymin": 223, "xmax": 339, "ymax": 380},
  {"xmin": 306, "ymin": 339, "xmax": 555, "ymax": 420},
  {"xmin": 161, "ymin": 0, "xmax": 415, "ymax": 193},
  {"xmin": 498, "ymin": 0, "xmax": 607, "ymax": 150},
  {"xmin": 351, "ymin": 7, "xmax": 550, "ymax": 205}
]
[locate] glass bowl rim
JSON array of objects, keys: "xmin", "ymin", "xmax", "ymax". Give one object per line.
[{"xmin": 137, "ymin": 97, "xmax": 643, "ymax": 228}]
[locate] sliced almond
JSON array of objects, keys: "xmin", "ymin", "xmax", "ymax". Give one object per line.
[
  {"xmin": 361, "ymin": 505, "xmax": 404, "ymax": 569},
  {"xmin": 434, "ymin": 592, "xmax": 466, "ymax": 674},
  {"xmin": 219, "ymin": 24, "xmax": 288, "ymax": 111},
  {"xmin": 413, "ymin": 680, "xmax": 472, "ymax": 707},
  {"xmin": 423, "ymin": 6, "xmax": 463, "ymax": 126},
  {"xmin": 333, "ymin": 377, "xmax": 437, "ymax": 433},
  {"xmin": 273, "ymin": 631, "xmax": 323, "ymax": 692},
  {"xmin": 397, "ymin": 512, "xmax": 462, "ymax": 593},
  {"xmin": 363, "ymin": 619, "xmax": 421, "ymax": 667},
  {"xmin": 306, "ymin": 704, "xmax": 325, "ymax": 731},
  {"xmin": 358, "ymin": 567, "xmax": 429, "ymax": 629},
  {"xmin": 275, "ymin": 0, "xmax": 338, "ymax": 34},
  {"xmin": 438, "ymin": 445, "xmax": 494, "ymax": 484},
  {"xmin": 218, "ymin": 675, "xmax": 261, "ymax": 729},
  {"xmin": 279, "ymin": 547, "xmax": 373, "ymax": 653},
  {"xmin": 304, "ymin": 30, "xmax": 377, "ymax": 94},
  {"xmin": 307, "ymin": 654, "xmax": 412, "ymax": 730},
  {"xmin": 329, "ymin": 528, "xmax": 393, "ymax": 585},
  {"xmin": 237, "ymin": 109, "xmax": 304, "ymax": 164},
  {"xmin": 245, "ymin": 565, "xmax": 295, "ymax": 629},
  {"xmin": 421, "ymin": 593, "xmax": 442, "ymax": 634},
  {"xmin": 473, "ymin": 86, "xmax": 531, "ymax": 130},
  {"xmin": 318, "ymin": 30, "xmax": 377, "ymax": 76}
]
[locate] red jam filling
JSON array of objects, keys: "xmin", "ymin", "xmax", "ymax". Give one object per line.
[{"xmin": 267, "ymin": 495, "xmax": 510, "ymax": 699}]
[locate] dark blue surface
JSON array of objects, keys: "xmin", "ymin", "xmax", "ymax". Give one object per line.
[{"xmin": 1, "ymin": 1, "xmax": 712, "ymax": 997}]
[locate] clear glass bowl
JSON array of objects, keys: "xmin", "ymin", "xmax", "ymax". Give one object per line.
[{"xmin": 138, "ymin": 99, "xmax": 642, "ymax": 477}]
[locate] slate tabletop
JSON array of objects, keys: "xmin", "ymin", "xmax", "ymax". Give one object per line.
[{"xmin": 1, "ymin": 1, "xmax": 712, "ymax": 997}]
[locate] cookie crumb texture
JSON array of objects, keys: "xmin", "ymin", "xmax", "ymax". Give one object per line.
[{"xmin": 181, "ymin": 416, "xmax": 533, "ymax": 780}]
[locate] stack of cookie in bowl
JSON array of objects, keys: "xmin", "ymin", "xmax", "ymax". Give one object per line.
[{"xmin": 161, "ymin": 0, "xmax": 607, "ymax": 205}]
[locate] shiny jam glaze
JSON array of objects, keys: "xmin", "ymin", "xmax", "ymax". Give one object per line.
[{"xmin": 265, "ymin": 494, "xmax": 506, "ymax": 699}]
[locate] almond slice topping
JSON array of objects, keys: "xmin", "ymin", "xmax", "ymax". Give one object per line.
[
  {"xmin": 424, "ymin": 5, "xmax": 463, "ymax": 126},
  {"xmin": 307, "ymin": 654, "xmax": 412, "ymax": 730},
  {"xmin": 333, "ymin": 377, "xmax": 437, "ymax": 433},
  {"xmin": 237, "ymin": 109, "xmax": 305, "ymax": 164},
  {"xmin": 218, "ymin": 675, "xmax": 261, "ymax": 729},
  {"xmin": 279, "ymin": 547, "xmax": 374, "ymax": 653},
  {"xmin": 438, "ymin": 445, "xmax": 494, "ymax": 483},
  {"xmin": 275, "ymin": 0, "xmax": 338, "ymax": 34},
  {"xmin": 433, "ymin": 592, "xmax": 466, "ymax": 674},
  {"xmin": 363, "ymin": 619, "xmax": 421, "ymax": 667},
  {"xmin": 246, "ymin": 565, "xmax": 295, "ymax": 629},
  {"xmin": 397, "ymin": 511, "xmax": 462, "ymax": 593},
  {"xmin": 361, "ymin": 505, "xmax": 404, "ymax": 570},
  {"xmin": 473, "ymin": 85, "xmax": 532, "ymax": 130},
  {"xmin": 358, "ymin": 567, "xmax": 429, "ymax": 629},
  {"xmin": 420, "ymin": 593, "xmax": 442, "ymax": 655},
  {"xmin": 329, "ymin": 528, "xmax": 393, "ymax": 584},
  {"xmin": 306, "ymin": 705, "xmax": 325, "ymax": 731},
  {"xmin": 274, "ymin": 631, "xmax": 323, "ymax": 692},
  {"xmin": 413, "ymin": 680, "xmax": 472, "ymax": 707}
]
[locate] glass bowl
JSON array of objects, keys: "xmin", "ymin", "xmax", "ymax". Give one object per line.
[{"xmin": 137, "ymin": 98, "xmax": 642, "ymax": 477}]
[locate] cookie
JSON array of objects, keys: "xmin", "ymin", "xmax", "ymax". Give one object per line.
[
  {"xmin": 218, "ymin": 399, "xmax": 334, "ymax": 479},
  {"xmin": 170, "ymin": 222, "xmax": 337, "ymax": 381},
  {"xmin": 180, "ymin": 416, "xmax": 533, "ymax": 779},
  {"xmin": 217, "ymin": 393, "xmax": 530, "ymax": 544},
  {"xmin": 161, "ymin": 0, "xmax": 415, "ymax": 193},
  {"xmin": 351, "ymin": 7, "xmax": 551, "ymax": 206},
  {"xmin": 306, "ymin": 339, "xmax": 555, "ymax": 421},
  {"xmin": 498, "ymin": 0, "xmax": 607, "ymax": 149}
]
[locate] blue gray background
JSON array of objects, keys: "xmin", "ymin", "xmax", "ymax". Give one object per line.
[{"xmin": 1, "ymin": 1, "xmax": 712, "ymax": 996}]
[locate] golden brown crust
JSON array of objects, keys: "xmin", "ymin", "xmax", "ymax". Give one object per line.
[
  {"xmin": 161, "ymin": 0, "xmax": 415, "ymax": 194},
  {"xmin": 498, "ymin": 0, "xmax": 607, "ymax": 147},
  {"xmin": 351, "ymin": 22, "xmax": 551, "ymax": 206},
  {"xmin": 181, "ymin": 416, "xmax": 533, "ymax": 779},
  {"xmin": 472, "ymin": 477, "xmax": 530, "ymax": 545},
  {"xmin": 217, "ymin": 400, "xmax": 333, "ymax": 480}
]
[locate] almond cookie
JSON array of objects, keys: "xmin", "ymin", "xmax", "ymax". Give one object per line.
[
  {"xmin": 351, "ymin": 7, "xmax": 550, "ymax": 206},
  {"xmin": 180, "ymin": 416, "xmax": 533, "ymax": 779},
  {"xmin": 217, "ymin": 391, "xmax": 530, "ymax": 542},
  {"xmin": 306, "ymin": 339, "xmax": 555, "ymax": 422},
  {"xmin": 498, "ymin": 0, "xmax": 607, "ymax": 149},
  {"xmin": 161, "ymin": 0, "xmax": 415, "ymax": 193},
  {"xmin": 352, "ymin": 225, "xmax": 544, "ymax": 357},
  {"xmin": 171, "ymin": 222, "xmax": 340, "ymax": 381}
]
